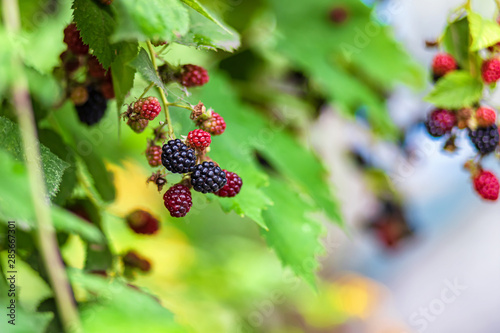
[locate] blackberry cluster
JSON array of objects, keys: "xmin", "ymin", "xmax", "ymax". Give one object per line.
[
  {"xmin": 468, "ymin": 125, "xmax": 499, "ymax": 155},
  {"xmin": 161, "ymin": 139, "xmax": 197, "ymax": 174},
  {"xmin": 75, "ymin": 86, "xmax": 108, "ymax": 126},
  {"xmin": 164, "ymin": 184, "xmax": 193, "ymax": 217},
  {"xmin": 191, "ymin": 162, "xmax": 227, "ymax": 193}
]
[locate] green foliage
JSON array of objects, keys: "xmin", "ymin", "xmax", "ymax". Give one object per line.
[
  {"xmin": 0, "ymin": 149, "xmax": 105, "ymax": 243},
  {"xmin": 268, "ymin": 0, "xmax": 424, "ymax": 138},
  {"xmin": 176, "ymin": 9, "xmax": 240, "ymax": 52},
  {"xmin": 111, "ymin": 42, "xmax": 138, "ymax": 115},
  {"xmin": 468, "ymin": 11, "xmax": 500, "ymax": 51},
  {"xmin": 73, "ymin": 0, "xmax": 116, "ymax": 69},
  {"xmin": 0, "ymin": 116, "xmax": 69, "ymax": 197},
  {"xmin": 130, "ymin": 48, "xmax": 167, "ymax": 92},
  {"xmin": 112, "ymin": 0, "xmax": 189, "ymax": 43},
  {"xmin": 442, "ymin": 18, "xmax": 470, "ymax": 69},
  {"xmin": 69, "ymin": 269, "xmax": 187, "ymax": 333},
  {"xmin": 180, "ymin": 0, "xmax": 233, "ymax": 34},
  {"xmin": 425, "ymin": 70, "xmax": 483, "ymax": 108},
  {"xmin": 261, "ymin": 178, "xmax": 325, "ymax": 287}
]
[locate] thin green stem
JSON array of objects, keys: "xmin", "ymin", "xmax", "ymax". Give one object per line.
[
  {"xmin": 147, "ymin": 41, "xmax": 174, "ymax": 138},
  {"xmin": 138, "ymin": 82, "xmax": 155, "ymax": 100},
  {"xmin": 167, "ymin": 103, "xmax": 194, "ymax": 111},
  {"xmin": 1, "ymin": 0, "xmax": 81, "ymax": 332}
]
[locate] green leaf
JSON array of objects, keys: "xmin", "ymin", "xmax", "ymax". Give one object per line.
[
  {"xmin": 442, "ymin": 18, "xmax": 470, "ymax": 69},
  {"xmin": 130, "ymin": 48, "xmax": 167, "ymax": 92},
  {"xmin": 261, "ymin": 178, "xmax": 325, "ymax": 288},
  {"xmin": 188, "ymin": 72, "xmax": 343, "ymax": 229},
  {"xmin": 0, "ymin": 116, "xmax": 69, "ymax": 197},
  {"xmin": 111, "ymin": 42, "xmax": 138, "ymax": 114},
  {"xmin": 175, "ymin": 8, "xmax": 240, "ymax": 52},
  {"xmin": 0, "ymin": 149, "xmax": 106, "ymax": 243},
  {"xmin": 0, "ymin": 304, "xmax": 53, "ymax": 333},
  {"xmin": 21, "ymin": 1, "xmax": 72, "ymax": 74},
  {"xmin": 468, "ymin": 11, "xmax": 500, "ymax": 51},
  {"xmin": 73, "ymin": 0, "xmax": 116, "ymax": 69},
  {"xmin": 425, "ymin": 70, "xmax": 483, "ymax": 108},
  {"xmin": 112, "ymin": 0, "xmax": 189, "ymax": 43},
  {"xmin": 180, "ymin": 0, "xmax": 233, "ymax": 34},
  {"xmin": 69, "ymin": 269, "xmax": 187, "ymax": 333}
]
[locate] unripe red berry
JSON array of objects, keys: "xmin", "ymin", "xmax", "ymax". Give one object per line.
[
  {"xmin": 178, "ymin": 64, "xmax": 209, "ymax": 87},
  {"xmin": 197, "ymin": 112, "xmax": 226, "ymax": 136},
  {"xmin": 187, "ymin": 129, "xmax": 211, "ymax": 150},
  {"xmin": 473, "ymin": 170, "xmax": 499, "ymax": 201},
  {"xmin": 432, "ymin": 53, "xmax": 457, "ymax": 78},
  {"xmin": 127, "ymin": 118, "xmax": 149, "ymax": 133},
  {"xmin": 133, "ymin": 97, "xmax": 161, "ymax": 121},
  {"xmin": 329, "ymin": 6, "xmax": 349, "ymax": 24},
  {"xmin": 70, "ymin": 86, "xmax": 89, "ymax": 106},
  {"xmin": 482, "ymin": 58, "xmax": 500, "ymax": 84},
  {"xmin": 476, "ymin": 107, "xmax": 497, "ymax": 127},
  {"xmin": 146, "ymin": 145, "xmax": 162, "ymax": 167}
]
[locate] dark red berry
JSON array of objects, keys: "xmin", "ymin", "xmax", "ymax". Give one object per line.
[
  {"xmin": 425, "ymin": 109, "xmax": 456, "ymax": 137},
  {"xmin": 133, "ymin": 97, "xmax": 161, "ymax": 121},
  {"xmin": 473, "ymin": 170, "xmax": 499, "ymax": 201},
  {"xmin": 163, "ymin": 184, "xmax": 192, "ymax": 218},
  {"xmin": 63, "ymin": 23, "xmax": 89, "ymax": 55},
  {"xmin": 432, "ymin": 53, "xmax": 457, "ymax": 78},
  {"xmin": 100, "ymin": 80, "xmax": 115, "ymax": 99},
  {"xmin": 161, "ymin": 139, "xmax": 196, "ymax": 174},
  {"xmin": 191, "ymin": 161, "xmax": 227, "ymax": 193},
  {"xmin": 482, "ymin": 58, "xmax": 500, "ymax": 84},
  {"xmin": 127, "ymin": 118, "xmax": 149, "ymax": 133},
  {"xmin": 60, "ymin": 50, "xmax": 81, "ymax": 73},
  {"xmin": 126, "ymin": 209, "xmax": 159, "ymax": 235},
  {"xmin": 87, "ymin": 55, "xmax": 108, "ymax": 79},
  {"xmin": 197, "ymin": 112, "xmax": 226, "ymax": 136},
  {"xmin": 123, "ymin": 251, "xmax": 151, "ymax": 272},
  {"xmin": 329, "ymin": 6, "xmax": 349, "ymax": 24},
  {"xmin": 146, "ymin": 145, "xmax": 162, "ymax": 167},
  {"xmin": 215, "ymin": 170, "xmax": 242, "ymax": 197},
  {"xmin": 187, "ymin": 129, "xmax": 211, "ymax": 150},
  {"xmin": 178, "ymin": 64, "xmax": 209, "ymax": 87}
]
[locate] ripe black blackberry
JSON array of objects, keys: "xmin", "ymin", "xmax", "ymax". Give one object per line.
[
  {"xmin": 75, "ymin": 86, "xmax": 108, "ymax": 126},
  {"xmin": 161, "ymin": 139, "xmax": 196, "ymax": 174},
  {"xmin": 468, "ymin": 125, "xmax": 499, "ymax": 155},
  {"xmin": 191, "ymin": 161, "xmax": 227, "ymax": 193}
]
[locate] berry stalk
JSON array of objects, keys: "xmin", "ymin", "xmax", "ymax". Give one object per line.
[
  {"xmin": 1, "ymin": 0, "xmax": 82, "ymax": 332},
  {"xmin": 146, "ymin": 41, "xmax": 174, "ymax": 138}
]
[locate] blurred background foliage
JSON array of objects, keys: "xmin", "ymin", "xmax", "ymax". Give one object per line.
[{"xmin": 0, "ymin": 0, "xmax": 424, "ymax": 332}]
